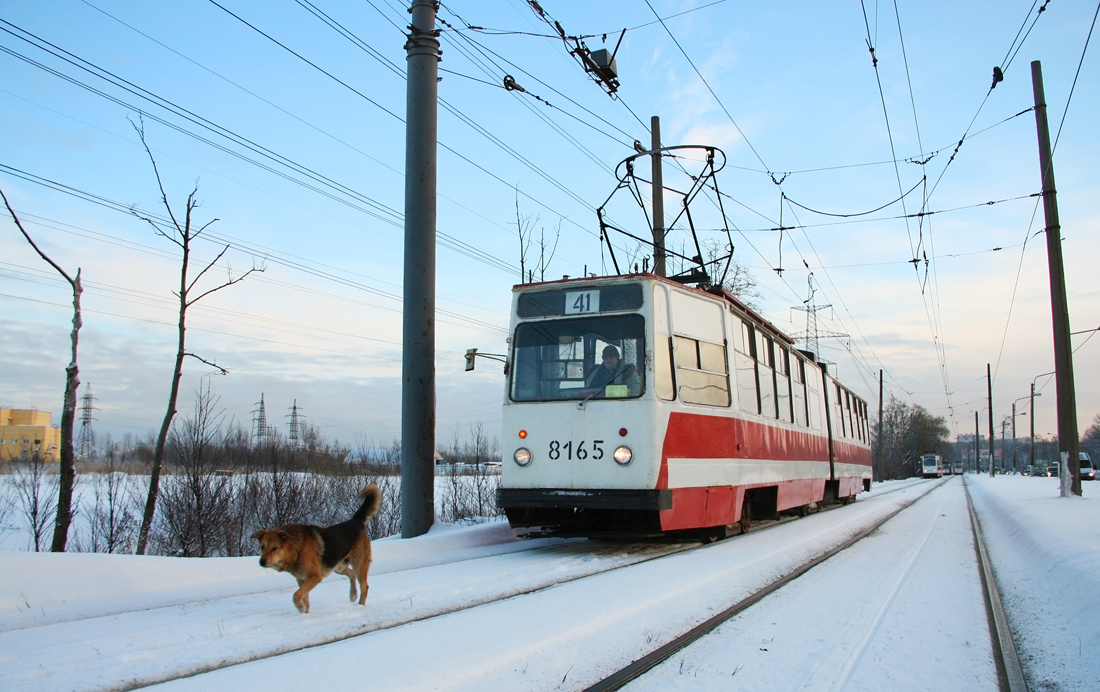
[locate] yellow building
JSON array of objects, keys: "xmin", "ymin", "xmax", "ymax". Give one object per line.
[{"xmin": 0, "ymin": 408, "xmax": 61, "ymax": 463}]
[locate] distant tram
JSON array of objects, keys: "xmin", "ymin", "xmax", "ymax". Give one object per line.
[
  {"xmin": 921, "ymin": 453, "xmax": 944, "ymax": 479},
  {"xmin": 496, "ymin": 274, "xmax": 873, "ymax": 539}
]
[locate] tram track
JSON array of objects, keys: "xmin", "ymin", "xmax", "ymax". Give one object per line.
[
  {"xmin": 579, "ymin": 479, "xmax": 942, "ymax": 692},
  {"xmin": 578, "ymin": 475, "xmax": 1029, "ymax": 692},
  {"xmin": 120, "ymin": 483, "xmax": 916, "ymax": 690},
  {"xmin": 119, "ymin": 538, "xmax": 699, "ymax": 691},
  {"xmin": 964, "ymin": 476, "xmax": 1029, "ymax": 692},
  {"xmin": 109, "ymin": 480, "xmax": 939, "ymax": 691}
]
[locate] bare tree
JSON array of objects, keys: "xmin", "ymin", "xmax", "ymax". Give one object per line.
[
  {"xmin": 534, "ymin": 221, "xmax": 561, "ymax": 282},
  {"xmin": 87, "ymin": 449, "xmax": 139, "ymax": 554},
  {"xmin": 1, "ymin": 187, "xmax": 83, "ymax": 552},
  {"xmin": 512, "ymin": 189, "xmax": 560, "ymax": 282},
  {"xmin": 871, "ymin": 396, "xmax": 950, "ymax": 479},
  {"xmin": 153, "ymin": 383, "xmax": 235, "ymax": 557},
  {"xmin": 130, "ymin": 120, "xmax": 264, "ymax": 554},
  {"xmin": 702, "ymin": 239, "xmax": 762, "ymax": 310},
  {"xmin": 11, "ymin": 454, "xmax": 60, "ymax": 551},
  {"xmin": 513, "ymin": 188, "xmax": 535, "ymax": 283}
]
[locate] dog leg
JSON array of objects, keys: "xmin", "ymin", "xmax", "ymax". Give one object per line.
[
  {"xmin": 335, "ymin": 563, "xmax": 358, "ymax": 603},
  {"xmin": 357, "ymin": 571, "xmax": 369, "ymax": 606},
  {"xmin": 293, "ymin": 575, "xmax": 322, "ymax": 614}
]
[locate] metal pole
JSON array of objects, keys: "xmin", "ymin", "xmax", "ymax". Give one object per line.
[
  {"xmin": 1030, "ymin": 382, "xmax": 1036, "ymax": 470},
  {"xmin": 975, "ymin": 411, "xmax": 980, "ymax": 473},
  {"xmin": 1012, "ymin": 403, "xmax": 1017, "ymax": 473},
  {"xmin": 401, "ymin": 0, "xmax": 440, "ymax": 538},
  {"xmin": 651, "ymin": 116, "xmax": 665, "ymax": 277},
  {"xmin": 988, "ymin": 364, "xmax": 995, "ymax": 477},
  {"xmin": 1031, "ymin": 60, "xmax": 1081, "ymax": 495}
]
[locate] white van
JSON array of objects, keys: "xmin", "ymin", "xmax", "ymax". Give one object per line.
[{"xmin": 1081, "ymin": 451, "xmax": 1095, "ymax": 481}]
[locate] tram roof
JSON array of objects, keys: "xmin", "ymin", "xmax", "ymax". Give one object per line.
[{"xmin": 513, "ymin": 272, "xmax": 795, "ymax": 347}]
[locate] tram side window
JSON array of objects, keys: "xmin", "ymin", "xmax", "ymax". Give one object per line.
[
  {"xmin": 859, "ymin": 400, "xmax": 869, "ymax": 442},
  {"xmin": 791, "ymin": 356, "xmax": 808, "ymax": 427},
  {"xmin": 775, "ymin": 346, "xmax": 793, "ymax": 424},
  {"xmin": 673, "ymin": 336, "xmax": 730, "ymax": 407},
  {"xmin": 756, "ymin": 332, "xmax": 777, "ymax": 419},
  {"xmin": 833, "ymin": 383, "xmax": 846, "ymax": 437},
  {"xmin": 844, "ymin": 391, "xmax": 855, "ymax": 441},
  {"xmin": 805, "ymin": 363, "xmax": 821, "ymax": 430},
  {"xmin": 735, "ymin": 321, "xmax": 759, "ymax": 414}
]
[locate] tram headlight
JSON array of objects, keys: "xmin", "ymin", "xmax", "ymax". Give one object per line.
[
  {"xmin": 613, "ymin": 445, "xmax": 633, "ymax": 465},
  {"xmin": 513, "ymin": 447, "xmax": 532, "ymax": 467}
]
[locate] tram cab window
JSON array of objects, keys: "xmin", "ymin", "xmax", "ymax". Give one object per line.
[
  {"xmin": 510, "ymin": 314, "xmax": 645, "ymax": 402},
  {"xmin": 673, "ymin": 336, "xmax": 730, "ymax": 407}
]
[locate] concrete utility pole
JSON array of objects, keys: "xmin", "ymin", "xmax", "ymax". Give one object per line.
[
  {"xmin": 402, "ymin": 0, "xmax": 441, "ymax": 537},
  {"xmin": 650, "ymin": 116, "xmax": 665, "ymax": 277},
  {"xmin": 876, "ymin": 369, "xmax": 883, "ymax": 481},
  {"xmin": 1031, "ymin": 60, "xmax": 1081, "ymax": 495}
]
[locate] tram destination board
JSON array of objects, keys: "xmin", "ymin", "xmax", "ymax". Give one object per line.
[{"xmin": 517, "ymin": 283, "xmax": 643, "ymax": 318}]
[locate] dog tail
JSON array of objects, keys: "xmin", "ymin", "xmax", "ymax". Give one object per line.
[{"xmin": 353, "ymin": 484, "xmax": 382, "ymax": 526}]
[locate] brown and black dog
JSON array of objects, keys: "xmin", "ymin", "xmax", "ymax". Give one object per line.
[{"xmin": 252, "ymin": 484, "xmax": 381, "ymax": 613}]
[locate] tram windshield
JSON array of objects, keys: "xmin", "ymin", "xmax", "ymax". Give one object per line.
[{"xmin": 510, "ymin": 314, "xmax": 645, "ymax": 402}]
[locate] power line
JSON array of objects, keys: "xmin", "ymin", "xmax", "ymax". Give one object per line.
[{"xmin": 0, "ymin": 18, "xmax": 520, "ymax": 277}]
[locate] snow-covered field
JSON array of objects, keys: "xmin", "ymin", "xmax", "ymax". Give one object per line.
[{"xmin": 0, "ymin": 475, "xmax": 1096, "ymax": 691}]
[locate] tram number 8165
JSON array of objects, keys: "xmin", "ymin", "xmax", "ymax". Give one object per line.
[{"xmin": 548, "ymin": 439, "xmax": 605, "ymax": 461}]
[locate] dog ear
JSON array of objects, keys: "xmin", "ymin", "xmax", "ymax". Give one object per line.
[{"xmin": 251, "ymin": 530, "xmax": 266, "ymax": 541}]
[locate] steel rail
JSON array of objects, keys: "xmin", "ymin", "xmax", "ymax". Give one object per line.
[
  {"xmin": 127, "ymin": 481, "xmax": 931, "ymax": 690},
  {"xmin": 582, "ymin": 479, "xmax": 944, "ymax": 692},
  {"xmin": 963, "ymin": 477, "xmax": 1029, "ymax": 692}
]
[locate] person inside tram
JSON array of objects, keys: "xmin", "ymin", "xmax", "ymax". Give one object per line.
[{"xmin": 585, "ymin": 344, "xmax": 640, "ymax": 395}]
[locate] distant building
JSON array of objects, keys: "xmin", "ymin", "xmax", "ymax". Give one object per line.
[{"xmin": 0, "ymin": 408, "xmax": 61, "ymax": 463}]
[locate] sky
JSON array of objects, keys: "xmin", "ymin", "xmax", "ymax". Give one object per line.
[
  {"xmin": 1, "ymin": 0, "xmax": 1098, "ymax": 448},
  {"xmin": 1, "ymin": 475, "xmax": 1097, "ymax": 690}
]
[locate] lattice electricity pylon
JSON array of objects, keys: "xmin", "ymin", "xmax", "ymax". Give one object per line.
[
  {"xmin": 252, "ymin": 394, "xmax": 276, "ymax": 447},
  {"xmin": 791, "ymin": 273, "xmax": 847, "ymax": 366},
  {"xmin": 286, "ymin": 400, "xmax": 304, "ymax": 449},
  {"xmin": 77, "ymin": 383, "xmax": 95, "ymax": 460}
]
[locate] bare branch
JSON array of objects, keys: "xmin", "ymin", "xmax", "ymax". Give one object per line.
[
  {"xmin": 187, "ymin": 245, "xmax": 231, "ymax": 295},
  {"xmin": 188, "ymin": 264, "xmax": 265, "ymax": 306},
  {"xmin": 129, "ymin": 208, "xmax": 183, "ymax": 248},
  {"xmin": 184, "ymin": 352, "xmax": 229, "ymax": 376},
  {"xmin": 129, "ymin": 116, "xmax": 184, "ymax": 235},
  {"xmin": 1, "ymin": 187, "xmax": 77, "ymax": 287}
]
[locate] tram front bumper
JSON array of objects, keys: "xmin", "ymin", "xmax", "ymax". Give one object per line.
[{"xmin": 496, "ymin": 488, "xmax": 671, "ymax": 511}]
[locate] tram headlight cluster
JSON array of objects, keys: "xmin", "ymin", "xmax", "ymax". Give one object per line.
[
  {"xmin": 513, "ymin": 447, "xmax": 532, "ymax": 466},
  {"xmin": 613, "ymin": 445, "xmax": 633, "ymax": 465}
]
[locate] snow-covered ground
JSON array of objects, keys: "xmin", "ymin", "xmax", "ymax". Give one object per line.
[{"xmin": 0, "ymin": 475, "xmax": 1096, "ymax": 691}]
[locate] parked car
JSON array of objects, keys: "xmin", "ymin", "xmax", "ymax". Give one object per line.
[{"xmin": 1046, "ymin": 464, "xmax": 1059, "ymax": 478}]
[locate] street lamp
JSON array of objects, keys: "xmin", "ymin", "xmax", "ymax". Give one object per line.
[
  {"xmin": 1030, "ymin": 371, "xmax": 1054, "ymax": 470},
  {"xmin": 1012, "ymin": 394, "xmax": 1036, "ymax": 474}
]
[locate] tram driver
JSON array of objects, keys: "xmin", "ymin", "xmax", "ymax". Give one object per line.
[{"xmin": 585, "ymin": 344, "xmax": 640, "ymax": 396}]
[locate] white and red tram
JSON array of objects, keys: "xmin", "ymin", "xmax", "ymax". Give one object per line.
[{"xmin": 497, "ymin": 273, "xmax": 873, "ymax": 538}]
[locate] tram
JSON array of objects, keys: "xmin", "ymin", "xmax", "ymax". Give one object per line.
[
  {"xmin": 921, "ymin": 453, "xmax": 944, "ymax": 478},
  {"xmin": 496, "ymin": 273, "xmax": 873, "ymax": 539}
]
